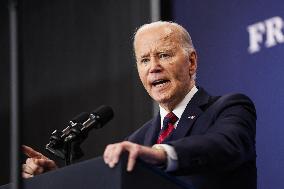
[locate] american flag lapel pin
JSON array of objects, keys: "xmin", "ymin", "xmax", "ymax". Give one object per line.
[{"xmin": 188, "ymin": 115, "xmax": 196, "ymax": 120}]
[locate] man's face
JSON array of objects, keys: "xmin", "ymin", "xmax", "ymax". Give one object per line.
[{"xmin": 134, "ymin": 26, "xmax": 197, "ymax": 110}]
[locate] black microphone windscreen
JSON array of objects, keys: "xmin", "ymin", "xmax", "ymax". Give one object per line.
[
  {"xmin": 92, "ymin": 105, "xmax": 114, "ymax": 125},
  {"xmin": 71, "ymin": 112, "xmax": 89, "ymax": 124}
]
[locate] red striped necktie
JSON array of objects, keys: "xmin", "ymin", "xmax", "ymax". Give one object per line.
[{"xmin": 157, "ymin": 112, "xmax": 178, "ymax": 144}]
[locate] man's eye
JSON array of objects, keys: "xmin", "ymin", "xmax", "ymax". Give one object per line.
[
  {"xmin": 159, "ymin": 53, "xmax": 170, "ymax": 59},
  {"xmin": 141, "ymin": 58, "xmax": 150, "ymax": 63}
]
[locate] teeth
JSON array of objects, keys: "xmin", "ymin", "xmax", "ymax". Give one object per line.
[
  {"xmin": 156, "ymin": 82, "xmax": 167, "ymax": 87},
  {"xmin": 152, "ymin": 80, "xmax": 169, "ymax": 86}
]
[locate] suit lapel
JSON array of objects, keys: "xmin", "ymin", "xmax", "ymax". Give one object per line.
[
  {"xmin": 165, "ymin": 88, "xmax": 211, "ymax": 142},
  {"xmin": 143, "ymin": 113, "xmax": 161, "ymax": 146}
]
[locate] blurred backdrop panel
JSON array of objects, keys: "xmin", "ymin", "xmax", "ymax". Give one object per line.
[
  {"xmin": 0, "ymin": 0, "xmax": 10, "ymax": 186},
  {"xmin": 0, "ymin": 0, "xmax": 153, "ymax": 185},
  {"xmin": 172, "ymin": 0, "xmax": 284, "ymax": 189}
]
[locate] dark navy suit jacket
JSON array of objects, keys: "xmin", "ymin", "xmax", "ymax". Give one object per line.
[{"xmin": 127, "ymin": 88, "xmax": 257, "ymax": 189}]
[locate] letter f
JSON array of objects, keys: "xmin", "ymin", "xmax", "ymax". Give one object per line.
[{"xmin": 247, "ymin": 22, "xmax": 265, "ymax": 54}]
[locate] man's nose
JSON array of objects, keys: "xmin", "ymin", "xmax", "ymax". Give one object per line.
[{"xmin": 149, "ymin": 57, "xmax": 162, "ymax": 73}]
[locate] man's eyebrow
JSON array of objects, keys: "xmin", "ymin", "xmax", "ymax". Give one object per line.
[
  {"xmin": 157, "ymin": 49, "xmax": 173, "ymax": 52},
  {"xmin": 139, "ymin": 53, "xmax": 150, "ymax": 59},
  {"xmin": 157, "ymin": 47, "xmax": 176, "ymax": 53}
]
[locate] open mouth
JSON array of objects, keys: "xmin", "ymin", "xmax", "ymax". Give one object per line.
[{"xmin": 152, "ymin": 79, "xmax": 170, "ymax": 87}]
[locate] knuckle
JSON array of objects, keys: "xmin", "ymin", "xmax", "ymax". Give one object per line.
[
  {"xmin": 106, "ymin": 143, "xmax": 118, "ymax": 150},
  {"xmin": 133, "ymin": 144, "xmax": 141, "ymax": 152},
  {"xmin": 133, "ymin": 144, "xmax": 140, "ymax": 149},
  {"xmin": 104, "ymin": 145, "xmax": 113, "ymax": 154},
  {"xmin": 130, "ymin": 150, "xmax": 138, "ymax": 157},
  {"xmin": 33, "ymin": 165, "xmax": 41, "ymax": 172},
  {"xmin": 105, "ymin": 145, "xmax": 111, "ymax": 151},
  {"xmin": 121, "ymin": 141, "xmax": 129, "ymax": 146},
  {"xmin": 37, "ymin": 167, "xmax": 44, "ymax": 173},
  {"xmin": 26, "ymin": 158, "xmax": 32, "ymax": 164}
]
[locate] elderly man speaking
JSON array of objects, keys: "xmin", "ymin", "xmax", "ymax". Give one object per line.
[{"xmin": 22, "ymin": 21, "xmax": 257, "ymax": 189}]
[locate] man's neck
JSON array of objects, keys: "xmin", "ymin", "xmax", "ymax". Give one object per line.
[
  {"xmin": 159, "ymin": 85, "xmax": 198, "ymax": 128},
  {"xmin": 159, "ymin": 83, "xmax": 196, "ymax": 112}
]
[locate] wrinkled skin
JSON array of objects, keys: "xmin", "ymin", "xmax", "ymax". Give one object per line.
[{"xmin": 134, "ymin": 25, "xmax": 196, "ymax": 111}]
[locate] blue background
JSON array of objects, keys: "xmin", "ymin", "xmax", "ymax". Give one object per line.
[{"xmin": 172, "ymin": 0, "xmax": 284, "ymax": 188}]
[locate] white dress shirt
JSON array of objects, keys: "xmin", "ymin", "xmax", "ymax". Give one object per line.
[{"xmin": 153, "ymin": 85, "xmax": 198, "ymax": 171}]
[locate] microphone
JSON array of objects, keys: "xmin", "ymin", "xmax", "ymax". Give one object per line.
[
  {"xmin": 64, "ymin": 105, "xmax": 114, "ymax": 142},
  {"xmin": 45, "ymin": 105, "xmax": 114, "ymax": 161},
  {"xmin": 45, "ymin": 112, "xmax": 90, "ymax": 158},
  {"xmin": 61, "ymin": 112, "xmax": 90, "ymax": 139}
]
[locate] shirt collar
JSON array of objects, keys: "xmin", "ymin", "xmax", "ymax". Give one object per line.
[{"xmin": 159, "ymin": 85, "xmax": 198, "ymax": 128}]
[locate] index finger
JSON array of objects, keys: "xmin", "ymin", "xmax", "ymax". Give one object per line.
[{"xmin": 22, "ymin": 145, "xmax": 45, "ymax": 159}]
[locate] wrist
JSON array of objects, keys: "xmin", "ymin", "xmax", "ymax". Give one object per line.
[{"xmin": 152, "ymin": 144, "xmax": 167, "ymax": 165}]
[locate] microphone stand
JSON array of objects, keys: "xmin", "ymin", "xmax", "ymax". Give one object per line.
[
  {"xmin": 65, "ymin": 142, "xmax": 71, "ymax": 165},
  {"xmin": 46, "ymin": 124, "xmax": 87, "ymax": 165},
  {"xmin": 46, "ymin": 106, "xmax": 113, "ymax": 165}
]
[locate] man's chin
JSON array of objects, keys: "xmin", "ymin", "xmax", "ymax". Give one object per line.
[{"xmin": 152, "ymin": 96, "xmax": 172, "ymax": 106}]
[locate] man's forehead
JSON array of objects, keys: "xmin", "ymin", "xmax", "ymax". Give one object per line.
[
  {"xmin": 135, "ymin": 27, "xmax": 179, "ymax": 52},
  {"xmin": 135, "ymin": 38, "xmax": 178, "ymax": 58},
  {"xmin": 135, "ymin": 25, "xmax": 177, "ymax": 42}
]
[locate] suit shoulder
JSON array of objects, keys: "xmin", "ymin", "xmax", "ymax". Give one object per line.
[
  {"xmin": 219, "ymin": 93, "xmax": 255, "ymax": 106},
  {"xmin": 214, "ymin": 93, "xmax": 256, "ymax": 118}
]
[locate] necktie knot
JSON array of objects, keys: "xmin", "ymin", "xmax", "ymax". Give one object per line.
[
  {"xmin": 163, "ymin": 112, "xmax": 178, "ymax": 127},
  {"xmin": 157, "ymin": 112, "xmax": 178, "ymax": 144}
]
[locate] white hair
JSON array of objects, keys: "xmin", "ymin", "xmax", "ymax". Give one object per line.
[{"xmin": 134, "ymin": 21, "xmax": 195, "ymax": 55}]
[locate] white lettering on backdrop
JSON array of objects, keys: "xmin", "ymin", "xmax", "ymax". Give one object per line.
[{"xmin": 247, "ymin": 16, "xmax": 284, "ymax": 54}]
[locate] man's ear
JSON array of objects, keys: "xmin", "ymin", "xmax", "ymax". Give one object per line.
[{"xmin": 189, "ymin": 51, "xmax": 197, "ymax": 76}]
